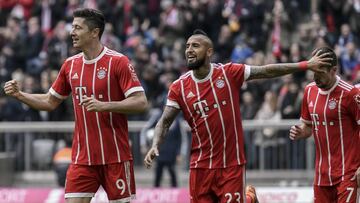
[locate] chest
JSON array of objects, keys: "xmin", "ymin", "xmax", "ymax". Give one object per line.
[
  {"xmin": 181, "ymin": 76, "xmax": 236, "ymax": 118},
  {"xmin": 307, "ymin": 92, "xmax": 347, "ymax": 125},
  {"xmin": 69, "ymin": 61, "xmax": 112, "ymax": 98}
]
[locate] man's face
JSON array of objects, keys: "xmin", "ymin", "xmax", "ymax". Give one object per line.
[
  {"xmin": 313, "ymin": 66, "xmax": 335, "ymax": 89},
  {"xmin": 70, "ymin": 17, "xmax": 93, "ymax": 50},
  {"xmin": 185, "ymin": 36, "xmax": 209, "ymax": 70}
]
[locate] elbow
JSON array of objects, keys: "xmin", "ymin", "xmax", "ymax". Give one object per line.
[
  {"xmin": 138, "ymin": 97, "xmax": 149, "ymax": 113},
  {"xmin": 44, "ymin": 104, "xmax": 57, "ymax": 112}
]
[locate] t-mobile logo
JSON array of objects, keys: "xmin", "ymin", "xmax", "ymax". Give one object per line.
[
  {"xmin": 310, "ymin": 113, "xmax": 320, "ymax": 131},
  {"xmin": 193, "ymin": 100, "xmax": 209, "ymax": 118},
  {"xmin": 75, "ymin": 86, "xmax": 87, "ymax": 104}
]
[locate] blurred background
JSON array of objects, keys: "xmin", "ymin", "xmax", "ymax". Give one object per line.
[{"xmin": 0, "ymin": 0, "xmax": 359, "ymax": 202}]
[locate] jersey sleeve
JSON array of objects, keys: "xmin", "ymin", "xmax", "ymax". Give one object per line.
[
  {"xmin": 166, "ymin": 81, "xmax": 181, "ymax": 109},
  {"xmin": 223, "ymin": 63, "xmax": 250, "ymax": 87},
  {"xmin": 300, "ymin": 86, "xmax": 312, "ymax": 124},
  {"xmin": 115, "ymin": 56, "xmax": 144, "ymax": 97},
  {"xmin": 50, "ymin": 62, "xmax": 71, "ymax": 99},
  {"xmin": 347, "ymin": 88, "xmax": 360, "ymax": 125}
]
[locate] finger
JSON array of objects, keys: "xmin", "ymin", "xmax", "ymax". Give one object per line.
[
  {"xmin": 144, "ymin": 156, "xmax": 153, "ymax": 168},
  {"xmin": 317, "ymin": 52, "xmax": 331, "ymax": 58},
  {"xmin": 319, "ymin": 61, "xmax": 332, "ymax": 67},
  {"xmin": 289, "ymin": 134, "xmax": 296, "ymax": 140},
  {"xmin": 80, "ymin": 98, "xmax": 92, "ymax": 106},
  {"xmin": 311, "ymin": 49, "xmax": 319, "ymax": 56}
]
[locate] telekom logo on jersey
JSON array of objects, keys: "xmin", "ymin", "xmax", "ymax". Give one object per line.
[
  {"xmin": 75, "ymin": 86, "xmax": 103, "ymax": 104},
  {"xmin": 193, "ymin": 99, "xmax": 227, "ymax": 118},
  {"xmin": 310, "ymin": 113, "xmax": 335, "ymax": 129},
  {"xmin": 75, "ymin": 87, "xmax": 87, "ymax": 104}
]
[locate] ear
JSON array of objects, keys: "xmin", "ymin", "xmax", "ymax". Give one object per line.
[
  {"xmin": 207, "ymin": 47, "xmax": 213, "ymax": 57},
  {"xmin": 92, "ymin": 28, "xmax": 100, "ymax": 39}
]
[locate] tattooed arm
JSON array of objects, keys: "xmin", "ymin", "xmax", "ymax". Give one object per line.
[
  {"xmin": 144, "ymin": 106, "xmax": 180, "ymax": 168},
  {"xmin": 247, "ymin": 51, "xmax": 332, "ymax": 81}
]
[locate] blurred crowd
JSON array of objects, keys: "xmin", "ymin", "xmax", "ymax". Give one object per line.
[{"xmin": 0, "ymin": 0, "xmax": 360, "ymax": 171}]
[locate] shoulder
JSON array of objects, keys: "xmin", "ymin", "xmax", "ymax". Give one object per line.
[
  {"xmin": 338, "ymin": 79, "xmax": 355, "ymax": 93},
  {"xmin": 177, "ymin": 71, "xmax": 192, "ymax": 82},
  {"xmin": 217, "ymin": 62, "xmax": 245, "ymax": 70},
  {"xmin": 169, "ymin": 72, "xmax": 191, "ymax": 90},
  {"xmin": 305, "ymin": 82, "xmax": 317, "ymax": 90},
  {"xmin": 64, "ymin": 53, "xmax": 82, "ymax": 63},
  {"xmin": 105, "ymin": 48, "xmax": 127, "ymax": 62}
]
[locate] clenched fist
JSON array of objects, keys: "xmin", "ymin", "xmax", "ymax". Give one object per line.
[{"xmin": 4, "ymin": 80, "xmax": 21, "ymax": 98}]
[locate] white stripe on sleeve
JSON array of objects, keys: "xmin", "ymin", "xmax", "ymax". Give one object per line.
[{"xmin": 124, "ymin": 86, "xmax": 144, "ymax": 97}]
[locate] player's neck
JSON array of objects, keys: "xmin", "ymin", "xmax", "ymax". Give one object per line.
[
  {"xmin": 193, "ymin": 64, "xmax": 211, "ymax": 80},
  {"xmin": 322, "ymin": 76, "xmax": 337, "ymax": 91},
  {"xmin": 82, "ymin": 42, "xmax": 104, "ymax": 60}
]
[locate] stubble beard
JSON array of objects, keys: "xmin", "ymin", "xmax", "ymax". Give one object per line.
[{"xmin": 187, "ymin": 57, "xmax": 206, "ymax": 70}]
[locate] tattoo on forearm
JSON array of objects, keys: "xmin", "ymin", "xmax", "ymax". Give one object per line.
[{"xmin": 249, "ymin": 64, "xmax": 300, "ymax": 80}]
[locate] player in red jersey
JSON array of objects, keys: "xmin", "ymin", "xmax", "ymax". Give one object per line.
[
  {"xmin": 289, "ymin": 47, "xmax": 360, "ymax": 203},
  {"xmin": 4, "ymin": 8, "xmax": 147, "ymax": 203},
  {"xmin": 144, "ymin": 29, "xmax": 332, "ymax": 203}
]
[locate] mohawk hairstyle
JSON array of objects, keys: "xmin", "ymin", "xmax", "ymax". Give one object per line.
[
  {"xmin": 313, "ymin": 47, "xmax": 337, "ymax": 67},
  {"xmin": 193, "ymin": 29, "xmax": 209, "ymax": 36},
  {"xmin": 191, "ymin": 29, "xmax": 213, "ymax": 47}
]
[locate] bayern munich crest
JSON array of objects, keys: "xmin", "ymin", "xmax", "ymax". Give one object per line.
[
  {"xmin": 97, "ymin": 67, "xmax": 107, "ymax": 79},
  {"xmin": 328, "ymin": 98, "xmax": 337, "ymax": 110},
  {"xmin": 216, "ymin": 79, "xmax": 225, "ymax": 88}
]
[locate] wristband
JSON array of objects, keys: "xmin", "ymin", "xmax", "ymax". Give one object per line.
[{"xmin": 299, "ymin": 61, "xmax": 308, "ymax": 70}]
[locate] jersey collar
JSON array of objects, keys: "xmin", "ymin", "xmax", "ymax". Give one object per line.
[
  {"xmin": 191, "ymin": 63, "xmax": 214, "ymax": 83},
  {"xmin": 83, "ymin": 46, "xmax": 107, "ymax": 64}
]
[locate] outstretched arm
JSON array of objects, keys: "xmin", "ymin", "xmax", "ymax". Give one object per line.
[
  {"xmin": 247, "ymin": 51, "xmax": 332, "ymax": 80},
  {"xmin": 4, "ymin": 80, "xmax": 62, "ymax": 111},
  {"xmin": 144, "ymin": 106, "xmax": 180, "ymax": 168},
  {"xmin": 289, "ymin": 122, "xmax": 312, "ymax": 140}
]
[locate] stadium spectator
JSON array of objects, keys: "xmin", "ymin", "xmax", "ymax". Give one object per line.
[
  {"xmin": 144, "ymin": 29, "xmax": 332, "ymax": 202},
  {"xmin": 4, "ymin": 8, "xmax": 148, "ymax": 203},
  {"xmin": 289, "ymin": 47, "xmax": 360, "ymax": 203}
]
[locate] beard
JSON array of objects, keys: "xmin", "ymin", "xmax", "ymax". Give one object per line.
[{"xmin": 187, "ymin": 57, "xmax": 206, "ymax": 70}]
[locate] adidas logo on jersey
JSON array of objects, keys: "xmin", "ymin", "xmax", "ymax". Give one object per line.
[
  {"xmin": 72, "ymin": 73, "xmax": 79, "ymax": 80},
  {"xmin": 309, "ymin": 101, "xmax": 314, "ymax": 107},
  {"xmin": 187, "ymin": 91, "xmax": 195, "ymax": 98}
]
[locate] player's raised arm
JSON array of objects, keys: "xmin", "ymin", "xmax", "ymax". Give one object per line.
[
  {"xmin": 4, "ymin": 79, "xmax": 63, "ymax": 111},
  {"xmin": 247, "ymin": 50, "xmax": 333, "ymax": 80},
  {"xmin": 144, "ymin": 106, "xmax": 180, "ymax": 168}
]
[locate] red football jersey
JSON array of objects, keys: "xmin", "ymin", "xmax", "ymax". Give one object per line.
[
  {"xmin": 50, "ymin": 47, "xmax": 144, "ymax": 165},
  {"xmin": 301, "ymin": 76, "xmax": 360, "ymax": 186},
  {"xmin": 167, "ymin": 63, "xmax": 250, "ymax": 169}
]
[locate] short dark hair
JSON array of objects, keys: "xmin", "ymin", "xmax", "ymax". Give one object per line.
[
  {"xmin": 73, "ymin": 8, "xmax": 105, "ymax": 39},
  {"xmin": 193, "ymin": 29, "xmax": 208, "ymax": 36},
  {"xmin": 313, "ymin": 47, "xmax": 337, "ymax": 67},
  {"xmin": 191, "ymin": 29, "xmax": 213, "ymax": 47}
]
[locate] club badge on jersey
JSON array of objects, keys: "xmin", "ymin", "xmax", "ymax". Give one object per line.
[
  {"xmin": 328, "ymin": 98, "xmax": 337, "ymax": 110},
  {"xmin": 97, "ymin": 67, "xmax": 107, "ymax": 79}
]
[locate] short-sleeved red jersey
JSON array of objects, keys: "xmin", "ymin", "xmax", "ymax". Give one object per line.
[
  {"xmin": 50, "ymin": 47, "xmax": 144, "ymax": 165},
  {"xmin": 167, "ymin": 63, "xmax": 251, "ymax": 169},
  {"xmin": 301, "ymin": 76, "xmax": 360, "ymax": 186}
]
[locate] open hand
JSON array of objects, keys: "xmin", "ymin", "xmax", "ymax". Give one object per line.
[{"xmin": 307, "ymin": 50, "xmax": 334, "ymax": 73}]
